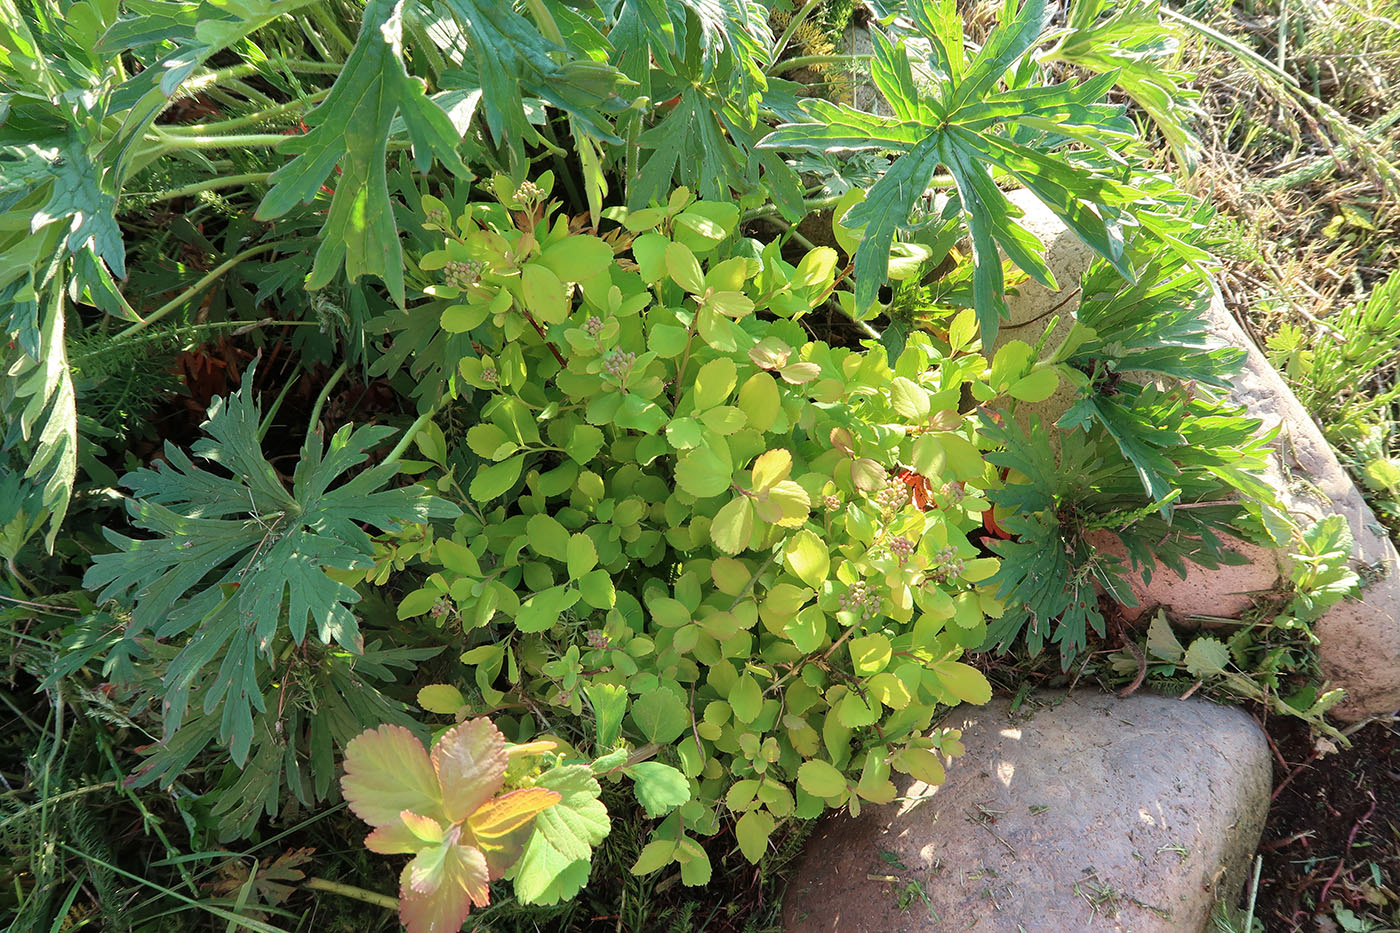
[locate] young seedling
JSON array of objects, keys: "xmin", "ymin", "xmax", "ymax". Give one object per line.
[{"xmin": 341, "ymin": 718, "xmax": 560, "ymax": 933}]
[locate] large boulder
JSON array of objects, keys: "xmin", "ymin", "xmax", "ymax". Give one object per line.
[
  {"xmin": 984, "ymin": 192, "xmax": 1400, "ymax": 719},
  {"xmin": 781, "ymin": 691, "xmax": 1271, "ymax": 933},
  {"xmin": 1201, "ymin": 298, "xmax": 1400, "ymax": 719}
]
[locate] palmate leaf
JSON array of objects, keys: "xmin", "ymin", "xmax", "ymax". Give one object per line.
[
  {"xmin": 120, "ymin": 638, "xmax": 437, "ymax": 840},
  {"xmin": 257, "ymin": 0, "xmax": 472, "ymax": 305},
  {"xmin": 621, "ymin": 9, "xmax": 802, "ymax": 218},
  {"xmin": 758, "ymin": 0, "xmax": 1165, "ymax": 348},
  {"xmin": 1, "ymin": 268, "xmax": 76, "ymax": 551},
  {"xmin": 0, "ymin": 0, "xmax": 326, "ymax": 549},
  {"xmin": 83, "ymin": 366, "xmax": 458, "ymax": 763},
  {"xmin": 1044, "ymin": 0, "xmax": 1202, "ymax": 167}
]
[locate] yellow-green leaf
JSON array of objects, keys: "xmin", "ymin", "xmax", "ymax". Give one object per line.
[
  {"xmin": 711, "ymin": 496, "xmax": 755, "ymax": 555},
  {"xmin": 1007, "ymin": 368, "xmax": 1058, "ymax": 403},
  {"xmin": 796, "ymin": 759, "xmax": 846, "ymax": 798},
  {"xmin": 665, "ymin": 241, "xmax": 704, "ymax": 293},
  {"xmin": 784, "ymin": 530, "xmax": 829, "ymax": 588},
  {"xmin": 418, "ymin": 684, "xmax": 466, "ymax": 715}
]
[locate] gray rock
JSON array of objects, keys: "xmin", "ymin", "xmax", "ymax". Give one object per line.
[
  {"xmin": 1201, "ymin": 297, "xmax": 1400, "ymax": 720},
  {"xmin": 782, "ymin": 691, "xmax": 1271, "ymax": 933},
  {"xmin": 1086, "ymin": 528, "xmax": 1286, "ymax": 626},
  {"xmin": 993, "ymin": 189, "xmax": 1097, "ymax": 443},
  {"xmin": 980, "ymin": 191, "xmax": 1400, "ymax": 719}
]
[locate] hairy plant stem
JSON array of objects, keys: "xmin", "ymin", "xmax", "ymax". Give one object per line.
[
  {"xmin": 146, "ymin": 130, "xmax": 290, "ymax": 153},
  {"xmin": 114, "ymin": 241, "xmax": 295, "ymax": 340},
  {"xmin": 309, "ymin": 4, "xmax": 356, "ymax": 57},
  {"xmin": 769, "ymin": 53, "xmax": 871, "ymax": 76},
  {"xmin": 135, "ymin": 172, "xmax": 274, "ymax": 203},
  {"xmin": 159, "ymin": 91, "xmax": 329, "ymax": 136},
  {"xmin": 305, "ymin": 361, "xmax": 348, "ymax": 437},
  {"xmin": 771, "ymin": 0, "xmax": 823, "ymax": 66},
  {"xmin": 304, "ymin": 877, "xmax": 399, "ymax": 910},
  {"xmin": 383, "ymin": 410, "xmax": 440, "ymax": 467}
]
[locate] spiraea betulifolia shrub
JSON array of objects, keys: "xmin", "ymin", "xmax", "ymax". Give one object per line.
[{"xmin": 358, "ymin": 179, "xmax": 1074, "ymax": 891}]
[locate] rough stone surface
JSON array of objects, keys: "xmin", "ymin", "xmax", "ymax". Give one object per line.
[
  {"xmin": 1202, "ymin": 297, "xmax": 1400, "ymax": 719},
  {"xmin": 1086, "ymin": 529, "xmax": 1285, "ymax": 625},
  {"xmin": 994, "ymin": 189, "xmax": 1096, "ymax": 438},
  {"xmin": 841, "ymin": 25, "xmax": 888, "ymax": 116},
  {"xmin": 782, "ymin": 692, "xmax": 1271, "ymax": 933},
  {"xmin": 978, "ymin": 193, "xmax": 1400, "ymax": 719}
]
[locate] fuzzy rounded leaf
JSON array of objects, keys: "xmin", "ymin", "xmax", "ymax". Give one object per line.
[
  {"xmin": 751, "ymin": 449, "xmax": 792, "ymax": 491},
  {"xmin": 675, "ymin": 446, "xmax": 733, "ymax": 498},
  {"xmin": 630, "ymin": 838, "xmax": 678, "ymax": 875},
  {"xmin": 1007, "ymin": 368, "xmax": 1058, "ymax": 403},
  {"xmin": 342, "ymin": 725, "xmax": 443, "ymax": 828},
  {"xmin": 735, "ymin": 808, "xmax": 775, "ymax": 863},
  {"xmin": 930, "ymin": 661, "xmax": 992, "ymax": 705},
  {"xmin": 626, "ymin": 762, "xmax": 692, "ymax": 818},
  {"xmin": 850, "ymin": 458, "xmax": 886, "ymax": 492},
  {"xmin": 1184, "ymin": 637, "xmax": 1230, "ymax": 677},
  {"xmin": 630, "ymin": 686, "xmax": 690, "ymax": 744},
  {"xmin": 848, "ymin": 633, "xmax": 891, "ymax": 675},
  {"xmin": 889, "ymin": 377, "xmax": 931, "ymax": 421},
  {"xmin": 470, "ymin": 456, "xmax": 523, "ymax": 502},
  {"xmin": 441, "ymin": 302, "xmax": 490, "ymax": 333},
  {"xmin": 785, "ymin": 530, "xmax": 829, "ymax": 588},
  {"xmin": 539, "ymin": 235, "xmax": 612, "ymax": 283},
  {"xmin": 526, "ymin": 513, "xmax": 570, "ymax": 562},
  {"xmin": 693, "ymin": 357, "xmax": 738, "ymax": 410},
  {"xmin": 894, "ymin": 747, "xmax": 946, "ymax": 786},
  {"xmin": 520, "ymin": 262, "xmax": 569, "ymax": 325},
  {"xmin": 737, "ymin": 372, "xmax": 781, "ymax": 433},
  {"xmin": 515, "ymin": 585, "xmax": 581, "ymax": 633},
  {"xmin": 566, "ymin": 533, "xmax": 598, "ymax": 578},
  {"xmin": 730, "ymin": 674, "xmax": 763, "ymax": 724},
  {"xmin": 665, "ymin": 241, "xmax": 705, "ymax": 293}
]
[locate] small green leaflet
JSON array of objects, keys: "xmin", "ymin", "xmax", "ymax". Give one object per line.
[
  {"xmin": 83, "ymin": 365, "xmax": 457, "ymax": 764},
  {"xmin": 509, "ymin": 764, "xmax": 611, "ymax": 905},
  {"xmin": 625, "ymin": 761, "xmax": 691, "ymax": 818},
  {"xmin": 257, "ymin": 0, "xmax": 472, "ymax": 305},
  {"xmin": 1183, "ymin": 637, "xmax": 1230, "ymax": 678}
]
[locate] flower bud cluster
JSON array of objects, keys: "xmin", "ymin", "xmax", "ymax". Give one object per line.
[
  {"xmin": 839, "ymin": 580, "xmax": 882, "ymax": 621},
  {"xmin": 603, "ymin": 347, "xmax": 636, "ymax": 377},
  {"xmin": 584, "ymin": 315, "xmax": 604, "ymax": 337},
  {"xmin": 874, "ymin": 475, "xmax": 910, "ymax": 515},
  {"xmin": 443, "ymin": 259, "xmax": 482, "ymax": 290},
  {"xmin": 927, "ymin": 545, "xmax": 965, "ymax": 584},
  {"xmin": 424, "ymin": 206, "xmax": 450, "ymax": 228},
  {"xmin": 941, "ymin": 482, "xmax": 965, "ymax": 505},
  {"xmin": 889, "ymin": 535, "xmax": 914, "ymax": 564},
  {"xmin": 515, "ymin": 180, "xmax": 544, "ymax": 203},
  {"xmin": 823, "ymin": 494, "xmax": 842, "ymax": 512}
]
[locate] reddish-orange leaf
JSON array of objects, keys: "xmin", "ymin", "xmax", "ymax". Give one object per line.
[
  {"xmin": 432, "ymin": 718, "xmax": 508, "ymax": 824},
  {"xmin": 342, "ymin": 725, "xmax": 443, "ymax": 828}
]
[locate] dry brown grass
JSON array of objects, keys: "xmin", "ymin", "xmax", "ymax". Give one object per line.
[{"xmin": 1173, "ymin": 0, "xmax": 1400, "ymax": 341}]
